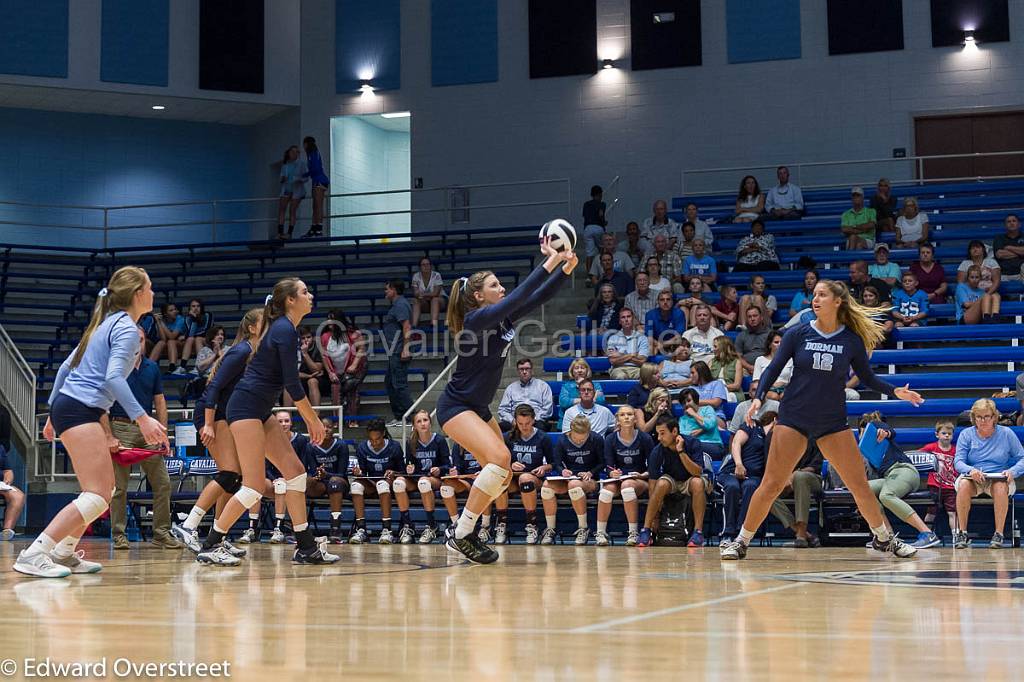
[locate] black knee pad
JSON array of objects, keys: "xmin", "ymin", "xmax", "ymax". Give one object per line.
[
  {"xmin": 214, "ymin": 471, "xmax": 243, "ymax": 494},
  {"xmin": 327, "ymin": 477, "xmax": 349, "ymax": 494},
  {"xmin": 519, "ymin": 480, "xmax": 536, "ymax": 493}
]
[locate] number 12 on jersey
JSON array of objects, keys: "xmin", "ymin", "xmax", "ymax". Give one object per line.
[{"xmin": 812, "ymin": 352, "xmax": 834, "ymax": 372}]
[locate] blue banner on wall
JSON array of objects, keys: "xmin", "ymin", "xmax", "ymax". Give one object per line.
[
  {"xmin": 432, "ymin": 0, "xmax": 498, "ymax": 86},
  {"xmin": 0, "ymin": 0, "xmax": 68, "ymax": 78},
  {"xmin": 102, "ymin": 0, "xmax": 170, "ymax": 86},
  {"xmin": 726, "ymin": 0, "xmax": 801, "ymax": 64},
  {"xmin": 336, "ymin": 0, "xmax": 402, "ymax": 93}
]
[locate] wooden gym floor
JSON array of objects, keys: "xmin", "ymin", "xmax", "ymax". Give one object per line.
[{"xmin": 1, "ymin": 539, "xmax": 1022, "ymax": 681}]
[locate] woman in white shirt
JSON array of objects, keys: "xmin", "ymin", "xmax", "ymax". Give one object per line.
[
  {"xmin": 957, "ymin": 239, "xmax": 1002, "ymax": 294},
  {"xmin": 734, "ymin": 175, "xmax": 765, "ymax": 222},
  {"xmin": 411, "ymin": 256, "xmax": 445, "ymax": 327},
  {"xmin": 751, "ymin": 331, "xmax": 792, "ymax": 401},
  {"xmin": 894, "ymin": 197, "xmax": 929, "ymax": 248},
  {"xmin": 644, "ymin": 257, "xmax": 672, "ymax": 294}
]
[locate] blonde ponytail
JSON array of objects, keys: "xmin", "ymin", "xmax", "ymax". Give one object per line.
[
  {"xmin": 206, "ymin": 307, "xmax": 263, "ymax": 383},
  {"xmin": 250, "ymin": 278, "xmax": 302, "ymax": 363},
  {"xmin": 72, "ymin": 266, "xmax": 148, "ymax": 368},
  {"xmin": 821, "ymin": 279, "xmax": 888, "ymax": 352},
  {"xmin": 445, "ymin": 271, "xmax": 492, "ymax": 334}
]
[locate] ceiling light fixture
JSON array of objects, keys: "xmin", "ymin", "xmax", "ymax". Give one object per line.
[
  {"xmin": 151, "ymin": 105, "xmax": 165, "ymax": 110},
  {"xmin": 381, "ymin": 111, "xmax": 411, "ymax": 119}
]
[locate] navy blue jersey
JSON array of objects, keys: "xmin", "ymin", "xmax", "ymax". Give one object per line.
[
  {"xmin": 443, "ymin": 265, "xmax": 567, "ymax": 408},
  {"xmin": 304, "ymin": 438, "xmax": 349, "ymax": 478},
  {"xmin": 603, "ymin": 430, "xmax": 654, "ymax": 474},
  {"xmin": 408, "ymin": 434, "xmax": 451, "ymax": 474},
  {"xmin": 647, "ymin": 435, "xmax": 704, "ymax": 481},
  {"xmin": 756, "ymin": 322, "xmax": 897, "ymax": 427},
  {"xmin": 450, "ymin": 444, "xmax": 483, "ymax": 475},
  {"xmin": 552, "ymin": 433, "xmax": 605, "ymax": 475},
  {"xmin": 721, "ymin": 424, "xmax": 770, "ymax": 476},
  {"xmin": 233, "ymin": 317, "xmax": 305, "ymax": 410},
  {"xmin": 506, "ymin": 427, "xmax": 553, "ymax": 470},
  {"xmin": 355, "ymin": 439, "xmax": 405, "ymax": 475},
  {"xmin": 199, "ymin": 341, "xmax": 252, "ymax": 412}
]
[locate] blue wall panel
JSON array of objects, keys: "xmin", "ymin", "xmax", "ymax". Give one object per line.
[
  {"xmin": 336, "ymin": 0, "xmax": 401, "ymax": 93},
  {"xmin": 431, "ymin": 0, "xmax": 498, "ymax": 86},
  {"xmin": 101, "ymin": 0, "xmax": 169, "ymax": 86},
  {"xmin": 726, "ymin": 0, "xmax": 801, "ymax": 64},
  {"xmin": 0, "ymin": 0, "xmax": 68, "ymax": 77}
]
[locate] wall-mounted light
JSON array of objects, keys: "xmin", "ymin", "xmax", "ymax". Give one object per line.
[
  {"xmin": 151, "ymin": 105, "xmax": 165, "ymax": 110},
  {"xmin": 359, "ymin": 80, "xmax": 374, "ymax": 93},
  {"xmin": 962, "ymin": 29, "xmax": 977, "ymax": 49},
  {"xmin": 601, "ymin": 58, "xmax": 615, "ymax": 70},
  {"xmin": 381, "ymin": 111, "xmax": 410, "ymax": 119}
]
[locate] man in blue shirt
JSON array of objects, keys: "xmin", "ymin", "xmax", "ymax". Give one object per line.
[
  {"xmin": 0, "ymin": 445, "xmax": 25, "ymax": 541},
  {"xmin": 645, "ymin": 290, "xmax": 686, "ymax": 354},
  {"xmin": 109, "ymin": 327, "xmax": 179, "ymax": 550},
  {"xmin": 382, "ymin": 279, "xmax": 414, "ymax": 426}
]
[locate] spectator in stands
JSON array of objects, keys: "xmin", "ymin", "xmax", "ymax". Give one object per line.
[
  {"xmin": 789, "ymin": 270, "xmax": 819, "ymax": 318},
  {"xmin": 769, "ymin": 440, "xmax": 824, "ymax": 548},
  {"xmin": 149, "ymin": 302, "xmax": 186, "ymax": 373},
  {"xmin": 676, "ymin": 222, "xmax": 697, "ymax": 258},
  {"xmin": 497, "ymin": 358, "xmax": 553, "ymax": 432},
  {"xmin": 840, "ymin": 187, "xmax": 877, "ymax": 250},
  {"xmin": 180, "ymin": 298, "xmax": 213, "ymax": 373},
  {"xmin": 194, "ymin": 325, "xmax": 226, "ymax": 377},
  {"xmin": 860, "ymin": 286, "xmax": 896, "ymax": 348},
  {"xmin": 589, "ymin": 232, "xmax": 634, "ymax": 279},
  {"xmin": 624, "ymin": 272, "xmax": 657, "ymax": 322},
  {"xmin": 894, "ymin": 197, "xmax": 929, "ymax": 248},
  {"xmin": 735, "ymin": 175, "xmax": 765, "ymax": 222},
  {"xmin": 765, "ymin": 166, "xmax": 804, "ymax": 220},
  {"xmin": 321, "ymin": 309, "xmax": 367, "ymax": 427},
  {"xmin": 682, "ymin": 305, "xmax": 723, "ymax": 366},
  {"xmin": 952, "ymin": 398, "xmax": 1024, "ymax": 549},
  {"xmin": 738, "ymin": 274, "xmax": 779, "ymax": 325},
  {"xmin": 682, "ymin": 239, "xmax": 717, "ymax": 291},
  {"xmin": 711, "ymin": 285, "xmax": 739, "ymax": 331},
  {"xmin": 684, "ymin": 203, "xmax": 715, "ymax": 248},
  {"xmin": 718, "ymin": 411, "xmax": 776, "ymax": 546},
  {"xmin": 751, "ymin": 331, "xmax": 792, "ymax": 401},
  {"xmin": 679, "ymin": 386, "xmax": 724, "ymax": 459},
  {"xmin": 582, "ymin": 184, "xmax": 608, "ymax": 272},
  {"xmin": 689, "ymin": 360, "xmax": 728, "ymax": 426},
  {"xmin": 646, "ymin": 290, "xmax": 686, "ymax": 354},
  {"xmin": 710, "ymin": 336, "xmax": 745, "ymax": 403},
  {"xmin": 910, "ymin": 243, "xmax": 948, "ymax": 304},
  {"xmin": 870, "ymin": 177, "xmax": 899, "ymax": 239},
  {"xmin": 411, "ymin": 257, "xmax": 445, "ymax": 328},
  {"xmin": 276, "ymin": 145, "xmax": 306, "ymax": 239},
  {"xmin": 562, "ymin": 379, "xmax": 615, "ymax": 435},
  {"xmin": 383, "ymin": 279, "xmax": 414, "ymax": 425},
  {"xmin": 734, "ymin": 220, "xmax": 780, "ymax": 272},
  {"xmin": 588, "ymin": 283, "xmax": 623, "ymax": 333},
  {"xmin": 677, "ymin": 276, "xmax": 710, "ymax": 327},
  {"xmin": 868, "ymin": 243, "xmax": 901, "ymax": 286},
  {"xmin": 641, "ymin": 199, "xmax": 681, "ymax": 251},
  {"xmin": 558, "ymin": 358, "xmax": 606, "ymax": 418},
  {"xmin": 592, "ymin": 252, "xmax": 634, "ymax": 298},
  {"xmin": 619, "ymin": 221, "xmax": 647, "ymax": 272},
  {"xmin": 645, "ymin": 235, "xmax": 683, "ymax": 292},
  {"xmin": 729, "ymin": 395, "xmax": 781, "ymax": 433},
  {"xmin": 921, "ymin": 420, "xmax": 957, "ymax": 540},
  {"xmin": 303, "ymin": 136, "xmax": 329, "ymax": 238},
  {"xmin": 892, "ymin": 272, "xmax": 929, "ymax": 327},
  {"xmin": 627, "ymin": 362, "xmax": 661, "ymax": 416},
  {"xmin": 644, "ymin": 255, "xmax": 673, "ymax": 295},
  {"xmin": 958, "ymin": 239, "xmax": 1001, "ymax": 296},
  {"xmin": 659, "ymin": 340, "xmax": 692, "ymax": 396},
  {"xmin": 848, "ymin": 260, "xmax": 891, "ymax": 302},
  {"xmin": 289, "ymin": 325, "xmax": 325, "ymax": 407},
  {"xmin": 734, "ymin": 307, "xmax": 771, "ymax": 375},
  {"xmin": 992, "ymin": 213, "xmax": 1024, "ymax": 280},
  {"xmin": 606, "ymin": 308, "xmax": 650, "ymax": 379},
  {"xmin": 637, "ymin": 414, "xmax": 709, "ymax": 548},
  {"xmin": 0, "ymin": 445, "xmax": 24, "ymax": 540},
  {"xmin": 637, "ymin": 387, "xmax": 672, "ymax": 434},
  {"xmin": 955, "ymin": 264, "xmax": 996, "ymax": 325}
]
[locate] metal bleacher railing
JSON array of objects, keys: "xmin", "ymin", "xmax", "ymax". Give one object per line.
[{"xmin": 0, "ymin": 322, "xmax": 36, "ymax": 444}]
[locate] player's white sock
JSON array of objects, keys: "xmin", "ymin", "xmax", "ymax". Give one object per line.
[
  {"xmin": 248, "ymin": 513, "xmax": 260, "ymax": 521},
  {"xmin": 454, "ymin": 508, "xmax": 480, "ymax": 540},
  {"xmin": 275, "ymin": 514, "xmax": 285, "ymax": 528},
  {"xmin": 628, "ymin": 522, "xmax": 638, "ymax": 534},
  {"xmin": 183, "ymin": 505, "xmax": 206, "ymax": 531},
  {"xmin": 597, "ymin": 521, "xmax": 608, "ymax": 535},
  {"xmin": 737, "ymin": 527, "xmax": 755, "ymax": 545},
  {"xmin": 871, "ymin": 525, "xmax": 892, "ymax": 542},
  {"xmin": 481, "ymin": 514, "xmax": 491, "ymax": 529},
  {"xmin": 576, "ymin": 514, "xmax": 587, "ymax": 530},
  {"xmin": 331, "ymin": 512, "xmax": 342, "ymax": 521},
  {"xmin": 545, "ymin": 514, "xmax": 557, "ymax": 530},
  {"xmin": 449, "ymin": 515, "xmax": 458, "ymax": 524},
  {"xmin": 213, "ymin": 522, "xmax": 229, "ymax": 535},
  {"xmin": 25, "ymin": 533, "xmax": 57, "ymax": 557},
  {"xmin": 51, "ymin": 536, "xmax": 80, "ymax": 559},
  {"xmin": 294, "ymin": 522, "xmax": 308, "ymax": 533}
]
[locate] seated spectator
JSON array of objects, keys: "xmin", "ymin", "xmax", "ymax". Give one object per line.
[
  {"xmin": 303, "ymin": 416, "xmax": 351, "ymax": 543},
  {"xmin": 591, "ymin": 252, "xmax": 634, "ymax": 298},
  {"xmin": 624, "ymin": 272, "xmax": 657, "ymax": 322},
  {"xmin": 558, "ymin": 358, "xmax": 606, "ymax": 418},
  {"xmin": 921, "ymin": 420, "xmax": 957, "ymax": 540},
  {"xmin": 641, "ymin": 199, "xmax": 681, "ymax": 251},
  {"xmin": 751, "ymin": 331, "xmax": 792, "ymax": 401},
  {"xmin": 588, "ymin": 283, "xmax": 623, "ymax": 333},
  {"xmin": 952, "ymin": 398, "xmax": 1024, "ymax": 549},
  {"xmin": 645, "ymin": 235, "xmax": 683, "ymax": 293},
  {"xmin": 582, "ymin": 184, "xmax": 608, "ymax": 272},
  {"xmin": 789, "ymin": 270, "xmax": 819, "ymax": 318},
  {"xmin": 321, "ymin": 309, "xmax": 367, "ymax": 427},
  {"xmin": 728, "ymin": 397, "xmax": 781, "ymax": 433},
  {"xmin": 411, "ymin": 256, "xmax": 445, "ymax": 328},
  {"xmin": 710, "ymin": 336, "xmax": 745, "ymax": 403},
  {"xmin": 738, "ymin": 274, "xmax": 779, "ymax": 325},
  {"xmin": 894, "ymin": 197, "xmax": 929, "ymax": 248},
  {"xmin": 561, "ymin": 379, "xmax": 615, "ymax": 436},
  {"xmin": 870, "ymin": 177, "xmax": 899, "ymax": 238},
  {"xmin": 718, "ymin": 411, "xmax": 776, "ymax": 545},
  {"xmin": 644, "ymin": 255, "xmax": 673, "ymax": 295},
  {"xmin": 957, "ymin": 239, "xmax": 1001, "ymax": 296},
  {"xmin": 149, "ymin": 302, "xmax": 186, "ymax": 372},
  {"xmin": 606, "ymin": 308, "xmax": 650, "ymax": 379},
  {"xmin": 545, "ymin": 415, "xmax": 605, "ymax": 545},
  {"xmin": 735, "ymin": 175, "xmax": 765, "ymax": 222},
  {"xmin": 910, "ymin": 243, "xmax": 948, "ymax": 304},
  {"xmin": 181, "ymin": 298, "xmax": 213, "ymax": 373},
  {"xmin": 734, "ymin": 307, "xmax": 771, "ymax": 375},
  {"xmin": 770, "ymin": 440, "xmax": 825, "ymax": 547},
  {"xmin": 892, "ymin": 272, "xmax": 929, "ymax": 327},
  {"xmin": 646, "ymin": 290, "xmax": 686, "ymax": 353},
  {"xmin": 497, "ymin": 358, "xmax": 553, "ymax": 432},
  {"xmin": 733, "ymin": 220, "xmax": 780, "ymax": 272},
  {"xmin": 0, "ymin": 445, "xmax": 25, "ymax": 540},
  {"xmin": 840, "ymin": 186, "xmax": 877, "ymax": 250},
  {"xmin": 194, "ymin": 325, "xmax": 226, "ymax": 377},
  {"xmin": 711, "ymin": 284, "xmax": 739, "ymax": 331},
  {"xmin": 857, "ymin": 286, "xmax": 895, "ymax": 349},
  {"xmin": 676, "ymin": 221, "xmax": 696, "ymax": 258},
  {"xmin": 690, "ymin": 361, "xmax": 729, "ymax": 430},
  {"xmin": 682, "ymin": 239, "xmax": 717, "ymax": 291},
  {"xmin": 637, "ymin": 386, "xmax": 673, "ymax": 434},
  {"xmin": 848, "ymin": 259, "xmax": 891, "ymax": 302},
  {"xmin": 659, "ymin": 340, "xmax": 692, "ymax": 394},
  {"xmin": 290, "ymin": 326, "xmax": 325, "ymax": 407},
  {"xmin": 627, "ymin": 362, "xmax": 662, "ymax": 416},
  {"xmin": 677, "ymin": 276, "xmax": 710, "ymax": 327},
  {"xmin": 619, "ymin": 221, "xmax": 647, "ymax": 272},
  {"xmin": 684, "ymin": 203, "xmax": 715, "ymax": 248},
  {"xmin": 682, "ymin": 306, "xmax": 723, "ymax": 366},
  {"xmin": 764, "ymin": 166, "xmax": 804, "ymax": 220},
  {"xmin": 868, "ymin": 243, "xmax": 901, "ymax": 286},
  {"xmin": 955, "ymin": 264, "xmax": 999, "ymax": 325},
  {"xmin": 637, "ymin": 414, "xmax": 709, "ymax": 547},
  {"xmin": 588, "ymin": 232, "xmax": 634, "ymax": 279},
  {"xmin": 992, "ymin": 213, "xmax": 1024, "ymax": 280},
  {"xmin": 678, "ymin": 386, "xmax": 725, "ymax": 460}
]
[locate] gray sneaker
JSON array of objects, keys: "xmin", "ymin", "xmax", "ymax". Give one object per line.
[
  {"xmin": 171, "ymin": 523, "xmax": 201, "ymax": 553},
  {"xmin": 221, "ymin": 540, "xmax": 247, "ymax": 558},
  {"xmin": 13, "ymin": 550, "xmax": 71, "ymax": 578},
  {"xmin": 348, "ymin": 527, "xmax": 368, "ymax": 545},
  {"xmin": 418, "ymin": 526, "xmax": 437, "ymax": 544},
  {"xmin": 269, "ymin": 528, "xmax": 286, "ymax": 544},
  {"xmin": 720, "ymin": 540, "xmax": 748, "ymax": 561},
  {"xmin": 1, "ymin": 528, "xmax": 15, "ymax": 541},
  {"xmin": 871, "ymin": 534, "xmax": 918, "ymax": 558},
  {"xmin": 540, "ymin": 528, "xmax": 557, "ymax": 545},
  {"xmin": 524, "ymin": 524, "xmax": 539, "ymax": 545},
  {"xmin": 574, "ymin": 528, "xmax": 590, "ymax": 546},
  {"xmin": 236, "ymin": 528, "xmax": 258, "ymax": 544},
  {"xmin": 625, "ymin": 530, "xmax": 639, "ymax": 546},
  {"xmin": 595, "ymin": 530, "xmax": 611, "ymax": 546},
  {"xmin": 51, "ymin": 550, "xmax": 102, "ymax": 574},
  {"xmin": 477, "ymin": 527, "xmax": 491, "ymax": 544},
  {"xmin": 197, "ymin": 545, "xmax": 242, "ymax": 566},
  {"xmin": 493, "ymin": 523, "xmax": 508, "ymax": 545},
  {"xmin": 378, "ymin": 528, "xmax": 394, "ymax": 545},
  {"xmin": 953, "ymin": 530, "xmax": 970, "ymax": 549},
  {"xmin": 990, "ymin": 532, "xmax": 1005, "ymax": 549},
  {"xmin": 398, "ymin": 526, "xmax": 415, "ymax": 544}
]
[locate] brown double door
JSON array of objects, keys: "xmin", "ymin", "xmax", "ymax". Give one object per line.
[{"xmin": 914, "ymin": 111, "xmax": 1024, "ymax": 179}]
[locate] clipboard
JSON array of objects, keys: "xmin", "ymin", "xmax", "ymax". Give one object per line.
[
  {"xmin": 601, "ymin": 473, "xmax": 641, "ymax": 483},
  {"xmin": 984, "ymin": 472, "xmax": 1008, "ymax": 480},
  {"xmin": 858, "ymin": 423, "xmax": 886, "ymax": 470},
  {"xmin": 544, "ymin": 475, "xmax": 582, "ymax": 481}
]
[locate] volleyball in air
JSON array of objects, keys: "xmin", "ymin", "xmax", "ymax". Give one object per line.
[{"xmin": 538, "ymin": 218, "xmax": 577, "ymax": 253}]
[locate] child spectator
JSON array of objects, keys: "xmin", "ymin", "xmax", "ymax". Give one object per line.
[
  {"xmin": 789, "ymin": 270, "xmax": 818, "ymax": 318},
  {"xmin": 677, "ymin": 275, "xmax": 709, "ymax": 327},
  {"xmin": 894, "ymin": 197, "xmax": 929, "ymax": 248},
  {"xmin": 921, "ymin": 420, "xmax": 957, "ymax": 538},
  {"xmin": 957, "ymin": 240, "xmax": 1001, "ymax": 296},
  {"xmin": 682, "ymin": 239, "xmax": 716, "ymax": 291},
  {"xmin": 868, "ymin": 243, "xmax": 901, "ymax": 287},
  {"xmin": 711, "ymin": 285, "xmax": 739, "ymax": 331},
  {"xmin": 678, "ymin": 386, "xmax": 724, "ymax": 460},
  {"xmin": 892, "ymin": 272, "xmax": 929, "ymax": 327},
  {"xmin": 676, "ymin": 222, "xmax": 696, "ymax": 258},
  {"xmin": 955, "ymin": 264, "xmax": 996, "ymax": 325},
  {"xmin": 910, "ymin": 243, "xmax": 948, "ymax": 304}
]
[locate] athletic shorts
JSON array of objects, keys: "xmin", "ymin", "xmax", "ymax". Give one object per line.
[
  {"xmin": 955, "ymin": 474, "xmax": 1016, "ymax": 497},
  {"xmin": 659, "ymin": 474, "xmax": 711, "ymax": 496},
  {"xmin": 192, "ymin": 400, "xmax": 226, "ymax": 431},
  {"xmin": 436, "ymin": 392, "xmax": 492, "ymax": 428},
  {"xmin": 226, "ymin": 388, "xmax": 274, "ymax": 425},
  {"xmin": 50, "ymin": 393, "xmax": 106, "ymax": 437},
  {"xmin": 928, "ymin": 485, "xmax": 957, "ymax": 513},
  {"xmin": 776, "ymin": 411, "xmax": 850, "ymax": 441}
]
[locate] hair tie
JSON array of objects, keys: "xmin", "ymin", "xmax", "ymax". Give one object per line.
[
  {"xmin": 265, "ymin": 294, "xmax": 273, "ymax": 305},
  {"xmin": 98, "ymin": 287, "xmax": 108, "ymax": 298},
  {"xmin": 458, "ymin": 277, "xmax": 468, "ymax": 289}
]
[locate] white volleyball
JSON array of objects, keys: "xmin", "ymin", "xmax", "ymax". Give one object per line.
[{"xmin": 538, "ymin": 218, "xmax": 577, "ymax": 253}]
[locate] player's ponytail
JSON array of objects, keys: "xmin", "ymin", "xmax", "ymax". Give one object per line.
[
  {"xmin": 822, "ymin": 279, "xmax": 888, "ymax": 352},
  {"xmin": 250, "ymin": 278, "xmax": 302, "ymax": 362},
  {"xmin": 207, "ymin": 307, "xmax": 263, "ymax": 384},
  {"xmin": 72, "ymin": 266, "xmax": 149, "ymax": 368},
  {"xmin": 445, "ymin": 270, "xmax": 492, "ymax": 333}
]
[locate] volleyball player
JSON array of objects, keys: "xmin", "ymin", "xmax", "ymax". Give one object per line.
[
  {"xmin": 439, "ymin": 236, "xmax": 576, "ymax": 563},
  {"xmin": 349, "ymin": 418, "xmax": 404, "ymax": 544},
  {"xmin": 598, "ymin": 408, "xmax": 653, "ymax": 546},
  {"xmin": 303, "ymin": 416, "xmax": 350, "ymax": 543},
  {"xmin": 19, "ymin": 267, "xmax": 168, "ymax": 578},
  {"xmin": 541, "ymin": 414, "xmax": 604, "ymax": 545},
  {"xmin": 720, "ymin": 280, "xmax": 924, "ymax": 560},
  {"xmin": 196, "ymin": 279, "xmax": 338, "ymax": 565},
  {"xmin": 401, "ymin": 409, "xmax": 451, "ymax": 544},
  {"xmin": 501, "ymin": 404, "xmax": 553, "ymax": 544}
]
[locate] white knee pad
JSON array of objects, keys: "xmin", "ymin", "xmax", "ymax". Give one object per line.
[
  {"xmin": 598, "ymin": 488, "xmax": 615, "ymax": 504},
  {"xmin": 439, "ymin": 485, "xmax": 455, "ymax": 499},
  {"xmin": 72, "ymin": 492, "xmax": 108, "ymax": 524},
  {"xmin": 273, "ymin": 478, "xmax": 287, "ymax": 495},
  {"xmin": 392, "ymin": 478, "xmax": 408, "ymax": 494},
  {"xmin": 568, "ymin": 486, "xmax": 586, "ymax": 501},
  {"xmin": 621, "ymin": 487, "xmax": 638, "ymax": 503},
  {"xmin": 234, "ymin": 486, "xmax": 261, "ymax": 509},
  {"xmin": 541, "ymin": 486, "xmax": 556, "ymax": 500},
  {"xmin": 375, "ymin": 479, "xmax": 391, "ymax": 495},
  {"xmin": 285, "ymin": 473, "xmax": 307, "ymax": 492},
  {"xmin": 350, "ymin": 481, "xmax": 365, "ymax": 496},
  {"xmin": 417, "ymin": 478, "xmax": 434, "ymax": 494},
  {"xmin": 473, "ymin": 463, "xmax": 510, "ymax": 498}
]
